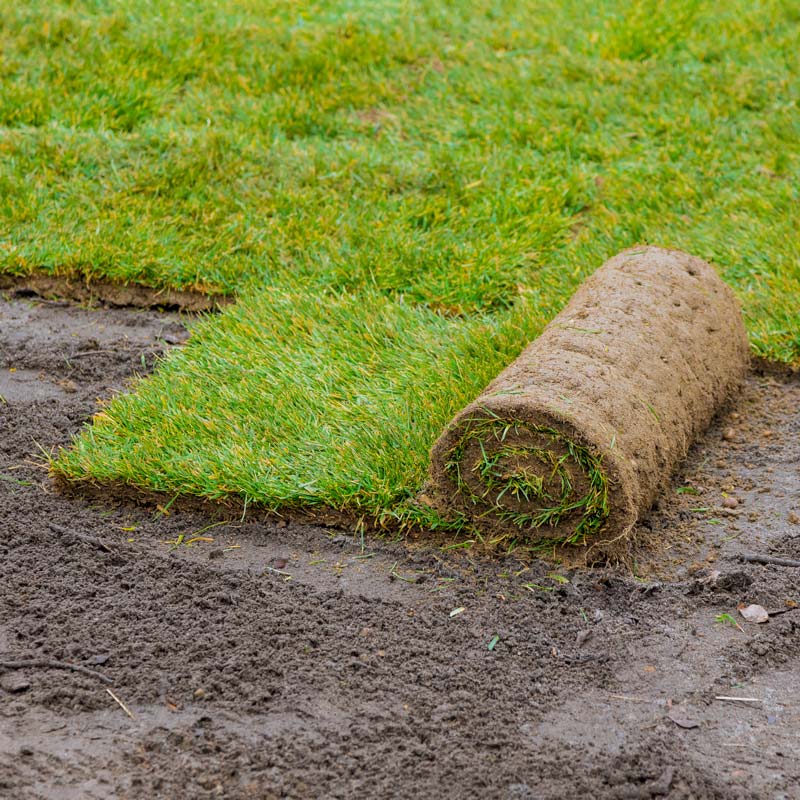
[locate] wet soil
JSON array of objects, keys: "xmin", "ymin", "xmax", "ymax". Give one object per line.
[{"xmin": 1, "ymin": 295, "xmax": 798, "ymax": 800}]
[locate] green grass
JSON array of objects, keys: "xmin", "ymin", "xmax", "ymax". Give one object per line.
[
  {"xmin": 61, "ymin": 287, "xmax": 536, "ymax": 513},
  {"xmin": 1, "ymin": 0, "xmax": 798, "ymax": 528}
]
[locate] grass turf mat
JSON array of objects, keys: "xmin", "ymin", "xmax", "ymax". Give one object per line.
[
  {"xmin": 424, "ymin": 247, "xmax": 750, "ymax": 550},
  {"xmin": 56, "ymin": 287, "xmax": 535, "ymax": 515},
  {"xmin": 442, "ymin": 419, "xmax": 611, "ymax": 544},
  {"xmin": 1, "ymin": 0, "xmax": 798, "ymax": 527}
]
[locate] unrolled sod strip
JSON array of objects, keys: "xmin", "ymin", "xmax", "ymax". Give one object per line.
[{"xmin": 425, "ymin": 246, "xmax": 750, "ymax": 548}]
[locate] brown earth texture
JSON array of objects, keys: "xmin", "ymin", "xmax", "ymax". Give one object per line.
[{"xmin": 1, "ymin": 292, "xmax": 799, "ymax": 800}]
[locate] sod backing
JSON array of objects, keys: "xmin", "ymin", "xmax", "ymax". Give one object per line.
[{"xmin": 425, "ymin": 247, "xmax": 750, "ymax": 549}]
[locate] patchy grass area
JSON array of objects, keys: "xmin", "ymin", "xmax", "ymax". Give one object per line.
[{"xmin": 1, "ymin": 0, "xmax": 798, "ymax": 520}]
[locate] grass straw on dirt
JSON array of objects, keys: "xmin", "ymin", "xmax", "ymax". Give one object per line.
[{"xmin": 1, "ymin": 0, "xmax": 797, "ymax": 527}]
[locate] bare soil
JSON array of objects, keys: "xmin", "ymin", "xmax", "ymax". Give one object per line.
[{"xmin": 1, "ymin": 294, "xmax": 799, "ymax": 800}]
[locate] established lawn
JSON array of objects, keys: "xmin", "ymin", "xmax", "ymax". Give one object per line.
[{"xmin": 2, "ymin": 0, "xmax": 798, "ymax": 527}]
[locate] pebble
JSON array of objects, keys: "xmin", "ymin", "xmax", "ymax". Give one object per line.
[
  {"xmin": 722, "ymin": 428, "xmax": 736, "ymax": 441},
  {"xmin": 721, "ymin": 496, "xmax": 739, "ymax": 509},
  {"xmin": 576, "ymin": 629, "xmax": 593, "ymax": 646},
  {"xmin": 788, "ymin": 512, "xmax": 799, "ymax": 525},
  {"xmin": 1, "ymin": 674, "xmax": 31, "ymax": 694},
  {"xmin": 58, "ymin": 378, "xmax": 78, "ymax": 393}
]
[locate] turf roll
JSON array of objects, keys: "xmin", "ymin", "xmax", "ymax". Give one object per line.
[{"xmin": 425, "ymin": 246, "xmax": 750, "ymax": 548}]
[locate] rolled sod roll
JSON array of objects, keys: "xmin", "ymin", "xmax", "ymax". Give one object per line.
[{"xmin": 425, "ymin": 246, "xmax": 749, "ymax": 547}]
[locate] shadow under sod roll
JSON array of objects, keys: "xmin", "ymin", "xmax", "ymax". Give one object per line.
[{"xmin": 424, "ymin": 246, "xmax": 750, "ymax": 549}]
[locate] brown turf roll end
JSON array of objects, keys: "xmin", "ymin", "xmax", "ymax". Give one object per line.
[{"xmin": 424, "ymin": 246, "xmax": 750, "ymax": 547}]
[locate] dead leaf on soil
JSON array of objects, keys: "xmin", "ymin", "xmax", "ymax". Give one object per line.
[
  {"xmin": 738, "ymin": 603, "xmax": 769, "ymax": 624},
  {"xmin": 667, "ymin": 710, "xmax": 700, "ymax": 729}
]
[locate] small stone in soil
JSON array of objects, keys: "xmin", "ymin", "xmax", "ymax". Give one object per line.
[
  {"xmin": 1, "ymin": 674, "xmax": 31, "ymax": 694},
  {"xmin": 739, "ymin": 604, "xmax": 769, "ymax": 624},
  {"xmin": 721, "ymin": 497, "xmax": 739, "ymax": 509},
  {"xmin": 57, "ymin": 378, "xmax": 78, "ymax": 393},
  {"xmin": 722, "ymin": 428, "xmax": 737, "ymax": 441},
  {"xmin": 667, "ymin": 711, "xmax": 700, "ymax": 729},
  {"xmin": 576, "ymin": 629, "xmax": 593, "ymax": 646}
]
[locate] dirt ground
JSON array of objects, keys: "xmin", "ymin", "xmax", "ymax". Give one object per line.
[{"xmin": 1, "ymin": 293, "xmax": 798, "ymax": 800}]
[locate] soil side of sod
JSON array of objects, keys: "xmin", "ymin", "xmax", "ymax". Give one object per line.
[
  {"xmin": 426, "ymin": 247, "xmax": 750, "ymax": 550},
  {"xmin": 0, "ymin": 273, "xmax": 229, "ymax": 313},
  {"xmin": 1, "ymin": 295, "xmax": 799, "ymax": 800}
]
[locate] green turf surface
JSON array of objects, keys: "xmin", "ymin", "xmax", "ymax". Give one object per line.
[{"xmin": 2, "ymin": 0, "xmax": 798, "ymax": 525}]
